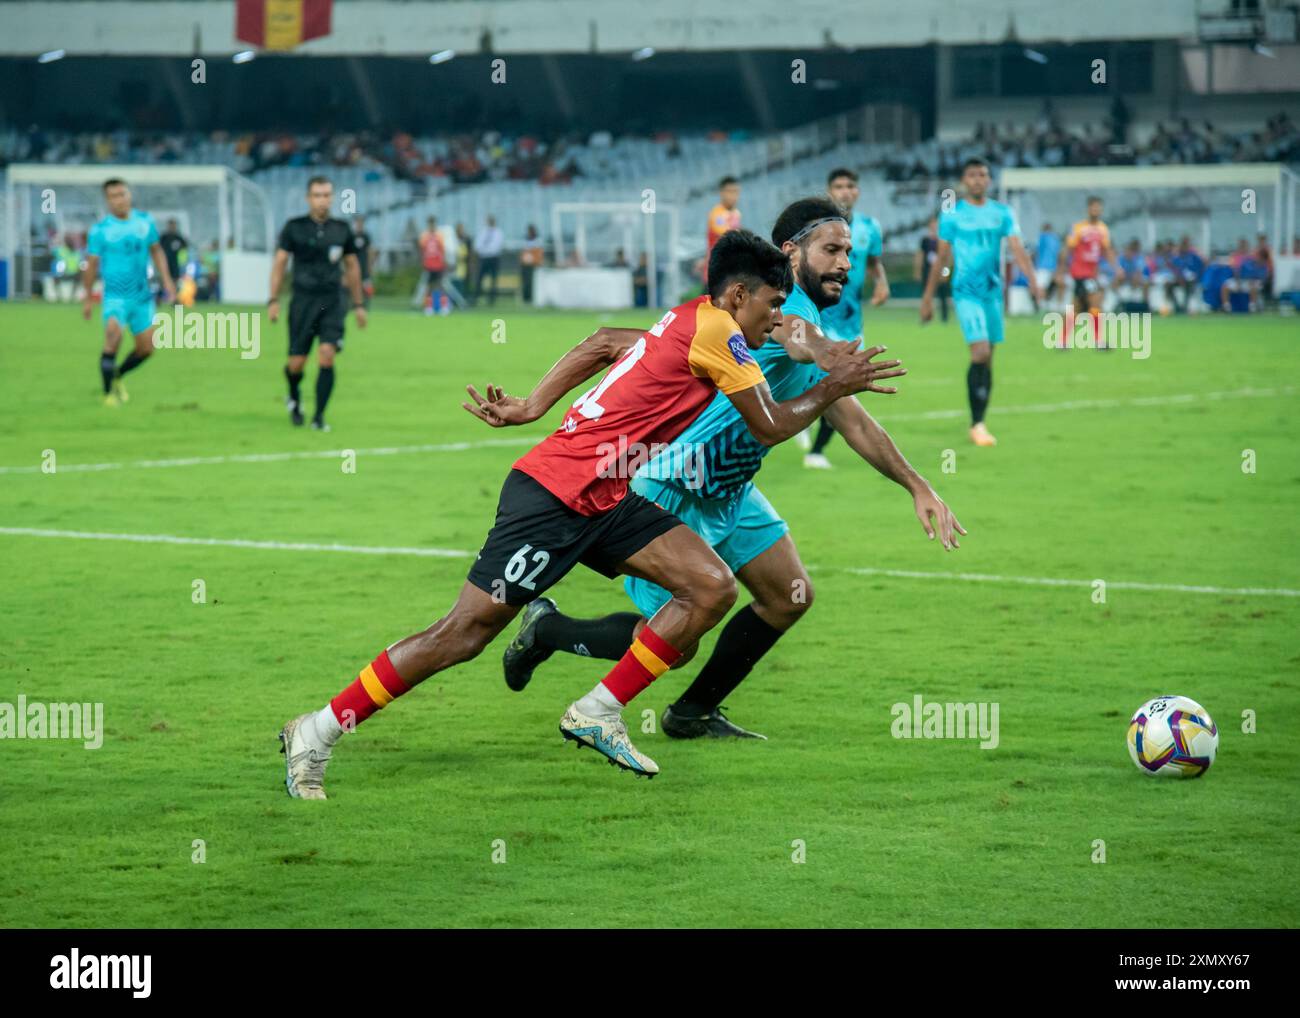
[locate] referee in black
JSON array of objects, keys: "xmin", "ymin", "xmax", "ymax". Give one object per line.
[{"xmin": 268, "ymin": 176, "xmax": 367, "ymax": 431}]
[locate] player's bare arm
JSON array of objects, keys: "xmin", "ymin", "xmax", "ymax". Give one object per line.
[
  {"xmin": 919, "ymin": 239, "xmax": 952, "ymax": 322},
  {"xmin": 463, "ymin": 326, "xmax": 644, "ymax": 427},
  {"xmin": 1007, "ymin": 235, "xmax": 1043, "ymax": 302},
  {"xmin": 725, "ymin": 342, "xmax": 905, "ymax": 447},
  {"xmin": 868, "ymin": 254, "xmax": 890, "ymax": 306},
  {"xmin": 148, "ymin": 242, "xmax": 176, "ymax": 304},
  {"xmin": 823, "ymin": 395, "xmax": 966, "ymax": 550},
  {"xmin": 267, "ymin": 248, "xmax": 289, "ymax": 322},
  {"xmin": 343, "ymin": 253, "xmax": 367, "ymax": 329},
  {"xmin": 81, "ymin": 254, "xmax": 99, "ymax": 320}
]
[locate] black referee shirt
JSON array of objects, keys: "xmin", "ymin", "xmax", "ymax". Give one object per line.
[{"xmin": 277, "ymin": 215, "xmax": 358, "ymax": 294}]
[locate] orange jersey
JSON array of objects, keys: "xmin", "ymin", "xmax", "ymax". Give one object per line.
[
  {"xmin": 1066, "ymin": 219, "xmax": 1111, "ymax": 279},
  {"xmin": 513, "ymin": 296, "xmax": 766, "ymax": 516},
  {"xmin": 706, "ymin": 203, "xmax": 741, "ymax": 253}
]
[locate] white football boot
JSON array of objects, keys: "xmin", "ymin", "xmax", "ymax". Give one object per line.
[
  {"xmin": 278, "ymin": 712, "xmax": 332, "ymax": 800},
  {"xmin": 560, "ymin": 704, "xmax": 659, "ymax": 778}
]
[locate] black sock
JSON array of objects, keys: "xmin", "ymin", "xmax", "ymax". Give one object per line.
[
  {"xmin": 811, "ymin": 417, "xmax": 836, "ymax": 455},
  {"xmin": 967, "ymin": 361, "xmax": 992, "ymax": 425},
  {"xmin": 117, "ymin": 351, "xmax": 149, "ymax": 376},
  {"xmin": 314, "ymin": 366, "xmax": 335, "ymax": 419},
  {"xmin": 536, "ymin": 611, "xmax": 641, "ymax": 660},
  {"xmin": 673, "ymin": 605, "xmax": 784, "ymax": 714},
  {"xmin": 285, "ymin": 366, "xmax": 304, "ymax": 406},
  {"xmin": 99, "ymin": 354, "xmax": 117, "ymax": 394}
]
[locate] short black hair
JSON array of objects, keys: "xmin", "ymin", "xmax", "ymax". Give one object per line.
[
  {"xmin": 719, "ymin": 176, "xmax": 739, "ymax": 189},
  {"xmin": 827, "ymin": 167, "xmax": 858, "ymax": 186},
  {"xmin": 771, "ymin": 196, "xmax": 845, "ymax": 249},
  {"xmin": 306, "ymin": 175, "xmax": 332, "ymax": 192},
  {"xmin": 707, "ymin": 229, "xmax": 791, "ymax": 302},
  {"xmin": 102, "ymin": 178, "xmax": 126, "ymax": 192},
  {"xmin": 960, "ymin": 158, "xmax": 990, "ymax": 174},
  {"xmin": 1086, "ymin": 195, "xmax": 1103, "ymax": 205}
]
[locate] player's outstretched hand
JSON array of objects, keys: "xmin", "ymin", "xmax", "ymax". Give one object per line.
[
  {"xmin": 267, "ymin": 298, "xmax": 280, "ymax": 324},
  {"xmin": 824, "ymin": 342, "xmax": 906, "ymax": 396},
  {"xmin": 913, "ymin": 488, "xmax": 966, "ymax": 551},
  {"xmin": 462, "ymin": 384, "xmax": 535, "ymax": 428},
  {"xmin": 918, "ymin": 296, "xmax": 933, "ymax": 324},
  {"xmin": 354, "ymin": 307, "xmax": 368, "ymax": 330}
]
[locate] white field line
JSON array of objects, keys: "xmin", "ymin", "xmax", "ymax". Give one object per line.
[
  {"xmin": 1, "ymin": 386, "xmax": 1292, "ymax": 476},
  {"xmin": 2, "ymin": 526, "xmax": 1296, "ymax": 598},
  {"xmin": 0, "ymin": 436, "xmax": 534, "ymax": 475}
]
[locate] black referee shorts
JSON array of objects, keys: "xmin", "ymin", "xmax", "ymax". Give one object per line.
[
  {"xmin": 466, "ymin": 469, "xmax": 682, "ymax": 606},
  {"xmin": 288, "ymin": 290, "xmax": 346, "ymax": 357}
]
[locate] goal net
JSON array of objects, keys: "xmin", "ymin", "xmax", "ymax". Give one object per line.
[
  {"xmin": 546, "ymin": 201, "xmax": 682, "ymax": 309},
  {"xmin": 1000, "ymin": 163, "xmax": 1299, "ymax": 312},
  {"xmin": 3, "ymin": 164, "xmax": 276, "ymax": 304}
]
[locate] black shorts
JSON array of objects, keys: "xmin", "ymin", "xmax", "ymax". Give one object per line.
[
  {"xmin": 1073, "ymin": 277, "xmax": 1101, "ymax": 302},
  {"xmin": 466, "ymin": 469, "xmax": 682, "ymax": 606},
  {"xmin": 288, "ymin": 291, "xmax": 346, "ymax": 356}
]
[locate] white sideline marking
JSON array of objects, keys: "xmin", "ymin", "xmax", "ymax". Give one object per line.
[
  {"xmin": 834, "ymin": 566, "xmax": 1300, "ymax": 599},
  {"xmin": 0, "ymin": 527, "xmax": 472, "ymax": 559},
  {"xmin": 2, "ymin": 526, "xmax": 1296, "ymax": 598},
  {"xmin": 0, "ymin": 386, "xmax": 1292, "ymax": 476},
  {"xmin": 876, "ymin": 385, "xmax": 1294, "ymax": 423},
  {"xmin": 0, "ymin": 437, "xmax": 533, "ymax": 475}
]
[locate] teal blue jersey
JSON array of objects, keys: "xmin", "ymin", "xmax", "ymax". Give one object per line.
[
  {"xmin": 87, "ymin": 210, "xmax": 159, "ymax": 301},
  {"xmin": 638, "ymin": 284, "xmax": 826, "ymax": 501},
  {"xmin": 937, "ymin": 199, "xmax": 1019, "ymax": 299},
  {"xmin": 820, "ymin": 211, "xmax": 882, "ymax": 341}
]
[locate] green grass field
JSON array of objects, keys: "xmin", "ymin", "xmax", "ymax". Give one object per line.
[{"xmin": 1, "ymin": 300, "xmax": 1297, "ymax": 928}]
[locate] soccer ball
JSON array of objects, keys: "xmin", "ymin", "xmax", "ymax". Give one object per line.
[{"xmin": 1127, "ymin": 695, "xmax": 1218, "ymax": 778}]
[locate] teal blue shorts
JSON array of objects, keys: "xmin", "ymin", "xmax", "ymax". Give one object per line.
[
  {"xmin": 102, "ymin": 296, "xmax": 157, "ymax": 335},
  {"xmin": 954, "ymin": 293, "xmax": 1005, "ymax": 344},
  {"xmin": 623, "ymin": 475, "xmax": 789, "ymax": 619}
]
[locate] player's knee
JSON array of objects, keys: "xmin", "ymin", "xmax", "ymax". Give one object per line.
[{"xmin": 690, "ymin": 564, "xmax": 738, "ymax": 621}]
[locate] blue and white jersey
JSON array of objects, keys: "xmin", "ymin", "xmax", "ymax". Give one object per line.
[
  {"xmin": 820, "ymin": 211, "xmax": 882, "ymax": 341},
  {"xmin": 638, "ymin": 284, "xmax": 826, "ymax": 502},
  {"xmin": 938, "ymin": 199, "xmax": 1020, "ymax": 299},
  {"xmin": 87, "ymin": 210, "xmax": 159, "ymax": 301}
]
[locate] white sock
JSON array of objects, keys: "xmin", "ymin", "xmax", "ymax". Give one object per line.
[
  {"xmin": 309, "ymin": 705, "xmax": 344, "ymax": 748},
  {"xmin": 575, "ymin": 682, "xmax": 624, "ymax": 720}
]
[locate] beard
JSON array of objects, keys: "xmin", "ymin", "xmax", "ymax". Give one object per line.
[{"xmin": 798, "ymin": 258, "xmax": 847, "ymax": 310}]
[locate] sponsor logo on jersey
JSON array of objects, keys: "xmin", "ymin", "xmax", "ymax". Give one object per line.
[{"xmin": 727, "ymin": 333, "xmax": 755, "ymax": 366}]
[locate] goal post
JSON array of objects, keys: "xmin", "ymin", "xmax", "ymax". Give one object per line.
[
  {"xmin": 3, "ymin": 164, "xmax": 276, "ymax": 304},
  {"xmin": 547, "ymin": 202, "xmax": 681, "ymax": 309},
  {"xmin": 999, "ymin": 163, "xmax": 1300, "ymax": 294}
]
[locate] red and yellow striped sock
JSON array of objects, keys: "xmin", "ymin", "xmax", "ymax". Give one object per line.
[
  {"xmin": 600, "ymin": 627, "xmax": 681, "ymax": 705},
  {"xmin": 329, "ymin": 650, "xmax": 410, "ymax": 730}
]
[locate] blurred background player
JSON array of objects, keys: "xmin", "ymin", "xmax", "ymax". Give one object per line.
[
  {"xmin": 268, "ymin": 176, "xmax": 367, "ymax": 431},
  {"xmin": 803, "ymin": 166, "xmax": 889, "ymax": 469},
  {"xmin": 914, "ymin": 216, "xmax": 949, "ymax": 322},
  {"xmin": 81, "ymin": 178, "xmax": 176, "ymax": 407},
  {"xmin": 352, "ymin": 215, "xmax": 374, "ymax": 308},
  {"xmin": 412, "ymin": 216, "xmax": 447, "ymax": 312},
  {"xmin": 699, "ymin": 175, "xmax": 741, "ymax": 286},
  {"xmin": 1055, "ymin": 196, "xmax": 1121, "ymax": 348},
  {"xmin": 1033, "ymin": 222, "xmax": 1061, "ymax": 309},
  {"xmin": 158, "ymin": 217, "xmax": 188, "ymax": 296},
  {"xmin": 920, "ymin": 158, "xmax": 1040, "ymax": 447}
]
